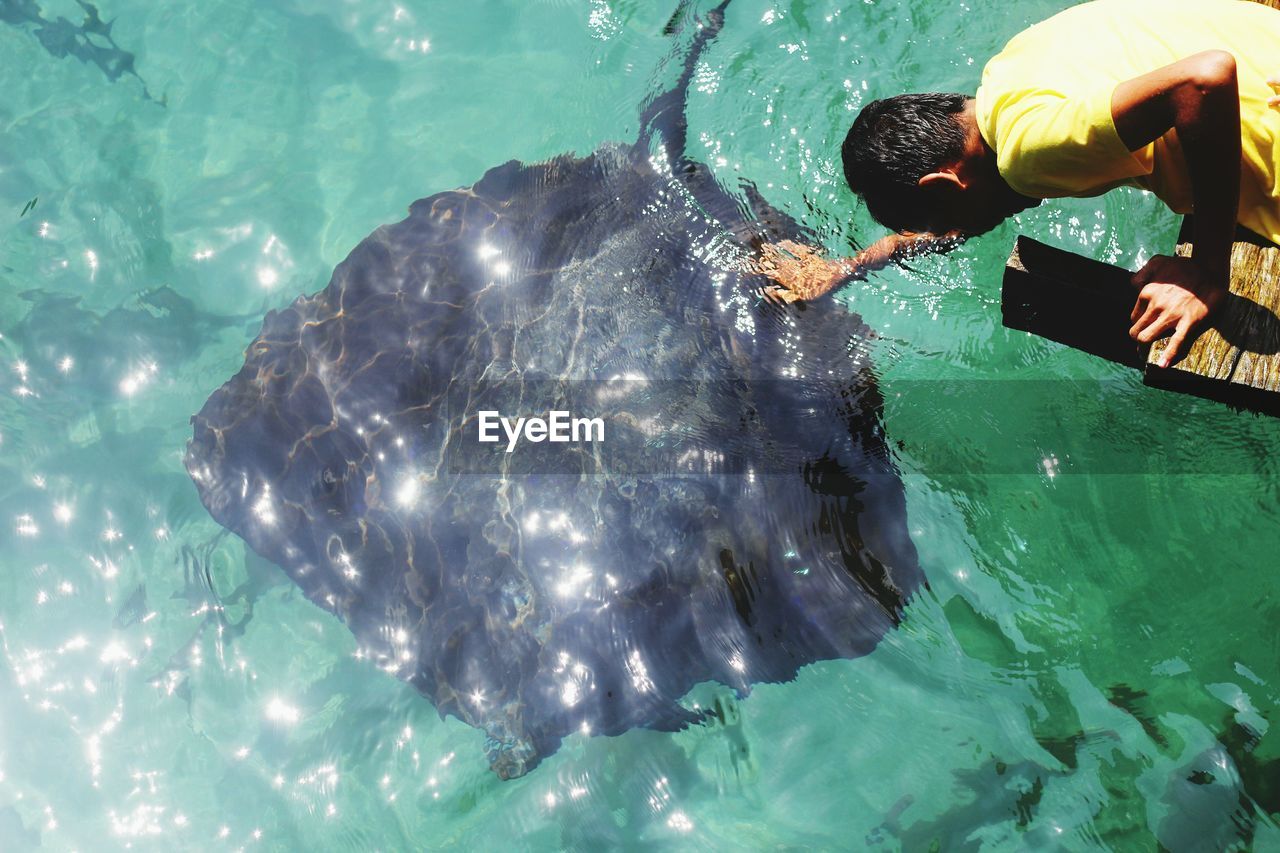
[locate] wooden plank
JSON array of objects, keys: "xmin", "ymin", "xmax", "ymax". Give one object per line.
[
  {"xmin": 1002, "ymin": 225, "xmax": 1280, "ymax": 416},
  {"xmin": 1001, "ymin": 236, "xmax": 1144, "ymax": 369},
  {"xmin": 1223, "ymin": 237, "xmax": 1280, "ymax": 392}
]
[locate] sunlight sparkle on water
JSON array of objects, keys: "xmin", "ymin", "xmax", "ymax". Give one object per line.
[
  {"xmin": 100, "ymin": 641, "xmax": 133, "ymax": 665},
  {"xmin": 667, "ymin": 811, "xmax": 694, "ymax": 832},
  {"xmin": 118, "ymin": 361, "xmax": 158, "ymax": 397},
  {"xmin": 265, "ymin": 697, "xmax": 302, "ymax": 724},
  {"xmin": 253, "ymin": 488, "xmax": 277, "ymax": 526},
  {"xmin": 395, "ymin": 475, "xmax": 421, "ymax": 508}
]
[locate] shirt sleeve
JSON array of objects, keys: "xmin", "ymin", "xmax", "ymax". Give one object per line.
[{"xmin": 989, "ymin": 82, "xmax": 1155, "ymax": 199}]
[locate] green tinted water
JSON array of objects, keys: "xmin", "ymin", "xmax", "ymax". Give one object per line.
[{"xmin": 2, "ymin": 0, "xmax": 1279, "ymax": 849}]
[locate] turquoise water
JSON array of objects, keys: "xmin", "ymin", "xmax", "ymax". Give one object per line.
[{"xmin": 3, "ymin": 0, "xmax": 1280, "ymax": 849}]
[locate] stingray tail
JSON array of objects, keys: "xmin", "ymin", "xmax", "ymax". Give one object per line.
[{"xmin": 636, "ymin": 0, "xmax": 734, "ymax": 168}]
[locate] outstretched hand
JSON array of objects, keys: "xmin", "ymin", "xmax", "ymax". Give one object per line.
[
  {"xmin": 1129, "ymin": 254, "xmax": 1227, "ymax": 368},
  {"xmin": 752, "ymin": 240, "xmax": 856, "ymax": 303}
]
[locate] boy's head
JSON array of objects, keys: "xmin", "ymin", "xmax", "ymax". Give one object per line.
[{"xmin": 842, "ymin": 93, "xmax": 1029, "ymax": 237}]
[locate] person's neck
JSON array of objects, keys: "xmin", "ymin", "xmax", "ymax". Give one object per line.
[{"xmin": 960, "ymin": 99, "xmax": 1039, "ymax": 217}]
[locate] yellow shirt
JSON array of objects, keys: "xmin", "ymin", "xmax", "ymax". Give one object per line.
[{"xmin": 975, "ymin": 0, "xmax": 1280, "ymax": 245}]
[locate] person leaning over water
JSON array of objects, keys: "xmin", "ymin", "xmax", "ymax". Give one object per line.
[{"xmin": 759, "ymin": 0, "xmax": 1280, "ymax": 368}]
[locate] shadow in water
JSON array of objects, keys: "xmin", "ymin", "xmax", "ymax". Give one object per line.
[{"xmin": 0, "ymin": 0, "xmax": 162, "ymax": 103}]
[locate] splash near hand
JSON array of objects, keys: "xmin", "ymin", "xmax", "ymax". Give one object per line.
[{"xmin": 751, "ymin": 240, "xmax": 856, "ymax": 303}]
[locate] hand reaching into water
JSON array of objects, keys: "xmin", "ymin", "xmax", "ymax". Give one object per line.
[
  {"xmin": 752, "ymin": 232, "xmax": 964, "ymax": 303},
  {"xmin": 753, "ymin": 240, "xmax": 856, "ymax": 303}
]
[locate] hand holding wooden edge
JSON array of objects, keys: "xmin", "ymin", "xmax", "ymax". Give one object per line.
[{"xmin": 1002, "ymin": 221, "xmax": 1280, "ymax": 417}]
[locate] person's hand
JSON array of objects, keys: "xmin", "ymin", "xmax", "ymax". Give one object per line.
[
  {"xmin": 752, "ymin": 240, "xmax": 857, "ymax": 303},
  {"xmin": 1268, "ymin": 76, "xmax": 1280, "ymax": 108},
  {"xmin": 1128, "ymin": 254, "xmax": 1227, "ymax": 367}
]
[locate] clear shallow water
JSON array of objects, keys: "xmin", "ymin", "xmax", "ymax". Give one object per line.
[{"xmin": 2, "ymin": 0, "xmax": 1279, "ymax": 849}]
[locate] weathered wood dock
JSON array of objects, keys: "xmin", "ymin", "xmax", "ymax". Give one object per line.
[{"xmin": 1002, "ymin": 226, "xmax": 1280, "ymax": 416}]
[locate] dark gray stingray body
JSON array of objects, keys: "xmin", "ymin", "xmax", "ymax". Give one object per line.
[{"xmin": 186, "ymin": 2, "xmax": 921, "ymax": 779}]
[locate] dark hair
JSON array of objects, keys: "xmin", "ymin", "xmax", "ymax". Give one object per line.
[{"xmin": 842, "ymin": 93, "xmax": 971, "ymax": 232}]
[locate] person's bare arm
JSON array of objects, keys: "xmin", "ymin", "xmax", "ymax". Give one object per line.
[
  {"xmin": 1111, "ymin": 49, "xmax": 1240, "ymax": 367},
  {"xmin": 754, "ymin": 232, "xmax": 956, "ymax": 302}
]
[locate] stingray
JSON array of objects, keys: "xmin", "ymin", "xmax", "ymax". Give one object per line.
[{"xmin": 186, "ymin": 0, "xmax": 922, "ymax": 779}]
